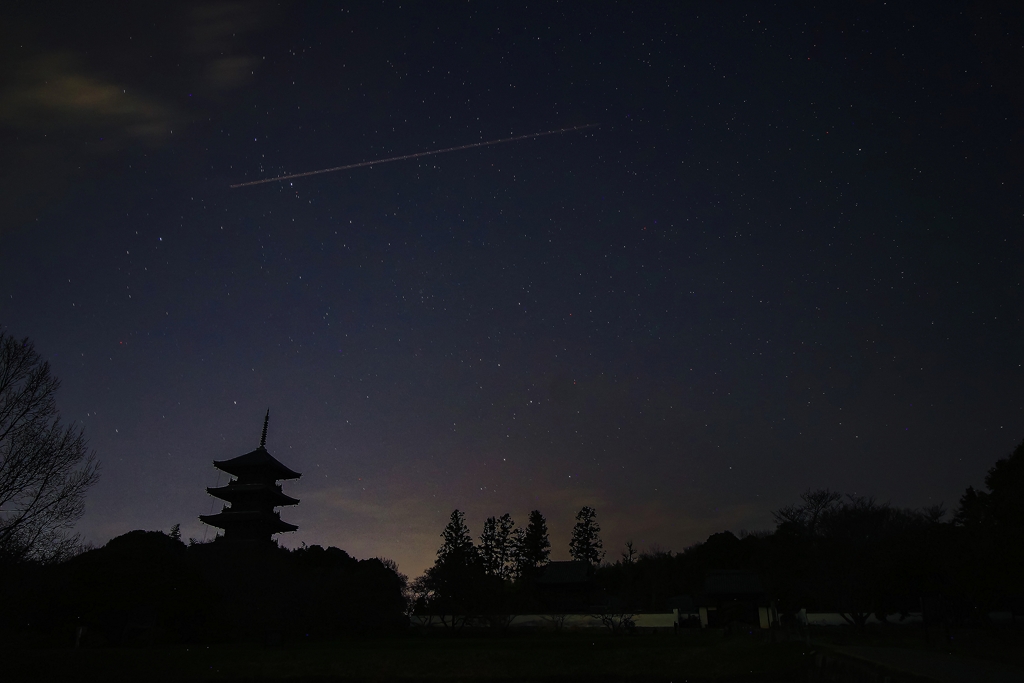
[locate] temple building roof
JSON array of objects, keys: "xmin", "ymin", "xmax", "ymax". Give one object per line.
[{"xmin": 213, "ymin": 446, "xmax": 301, "ymax": 481}]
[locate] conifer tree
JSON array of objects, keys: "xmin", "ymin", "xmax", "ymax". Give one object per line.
[
  {"xmin": 519, "ymin": 509, "xmax": 551, "ymax": 572},
  {"xmin": 569, "ymin": 506, "xmax": 604, "ymax": 565},
  {"xmin": 420, "ymin": 509, "xmax": 481, "ymax": 617},
  {"xmin": 509, "ymin": 527, "xmax": 527, "ymax": 579},
  {"xmin": 478, "ymin": 516, "xmax": 501, "ymax": 576},
  {"xmin": 494, "ymin": 513, "xmax": 518, "ymax": 579},
  {"xmin": 480, "ymin": 513, "xmax": 520, "ymax": 580},
  {"xmin": 437, "ymin": 509, "xmax": 476, "ymax": 564}
]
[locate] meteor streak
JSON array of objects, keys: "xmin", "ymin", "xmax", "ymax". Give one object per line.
[{"xmin": 229, "ymin": 123, "xmax": 598, "ymax": 188}]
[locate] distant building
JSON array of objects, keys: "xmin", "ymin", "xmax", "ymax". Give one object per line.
[
  {"xmin": 696, "ymin": 570, "xmax": 777, "ymax": 629},
  {"xmin": 534, "ymin": 560, "xmax": 594, "ymax": 612},
  {"xmin": 667, "ymin": 594, "xmax": 700, "ymax": 627},
  {"xmin": 199, "ymin": 411, "xmax": 301, "ymax": 543}
]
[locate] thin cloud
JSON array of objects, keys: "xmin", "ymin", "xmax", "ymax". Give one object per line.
[
  {"xmin": 295, "ymin": 484, "xmax": 442, "ymax": 575},
  {"xmin": 0, "ymin": 54, "xmax": 175, "ymax": 144},
  {"xmin": 186, "ymin": 2, "xmax": 271, "ymax": 90},
  {"xmin": 302, "ymin": 485, "xmax": 428, "ymax": 523}
]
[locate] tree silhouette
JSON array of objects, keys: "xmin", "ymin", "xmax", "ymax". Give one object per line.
[
  {"xmin": 772, "ymin": 488, "xmax": 842, "ymax": 536},
  {"xmin": 955, "ymin": 438, "xmax": 1024, "ymax": 531},
  {"xmin": 437, "ymin": 509, "xmax": 476, "ymax": 562},
  {"xmin": 985, "ymin": 439, "xmax": 1024, "ymax": 529},
  {"xmin": 478, "ymin": 516, "xmax": 501, "ymax": 576},
  {"xmin": 481, "ymin": 513, "xmax": 520, "ymax": 578},
  {"xmin": 768, "ymin": 487, "xmax": 953, "ymax": 626},
  {"xmin": 0, "ymin": 331, "xmax": 99, "ymax": 564},
  {"xmin": 418, "ymin": 509, "xmax": 482, "ymax": 626},
  {"xmin": 518, "ymin": 509, "xmax": 550, "ymax": 574},
  {"xmin": 621, "ymin": 540, "xmax": 637, "ymax": 564},
  {"xmin": 569, "ymin": 506, "xmax": 604, "ymax": 564},
  {"xmin": 493, "ymin": 513, "xmax": 516, "ymax": 580},
  {"xmin": 474, "ymin": 513, "xmax": 521, "ymax": 630}
]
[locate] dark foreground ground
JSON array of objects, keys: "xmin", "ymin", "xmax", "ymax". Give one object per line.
[
  {"xmin": 6, "ymin": 631, "xmax": 805, "ymax": 683},
  {"xmin": 5, "ymin": 627, "xmax": 1024, "ymax": 682}
]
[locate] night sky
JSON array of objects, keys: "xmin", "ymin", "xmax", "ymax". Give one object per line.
[{"xmin": 1, "ymin": 2, "xmax": 1021, "ymax": 578}]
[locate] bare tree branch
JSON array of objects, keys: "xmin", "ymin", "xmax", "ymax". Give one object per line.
[{"xmin": 0, "ymin": 331, "xmax": 99, "ymax": 564}]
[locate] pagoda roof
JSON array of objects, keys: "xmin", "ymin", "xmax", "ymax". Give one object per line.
[
  {"xmin": 213, "ymin": 445, "xmax": 301, "ymax": 480},
  {"xmin": 199, "ymin": 509, "xmax": 298, "ymax": 533},
  {"xmin": 207, "ymin": 482, "xmax": 299, "ymax": 506}
]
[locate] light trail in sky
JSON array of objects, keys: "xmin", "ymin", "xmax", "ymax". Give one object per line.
[{"xmin": 229, "ymin": 123, "xmax": 599, "ymax": 188}]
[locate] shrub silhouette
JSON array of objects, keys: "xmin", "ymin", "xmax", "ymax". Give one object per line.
[{"xmin": 3, "ymin": 531, "xmax": 407, "ymax": 646}]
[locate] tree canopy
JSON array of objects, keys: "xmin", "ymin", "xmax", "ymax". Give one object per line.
[
  {"xmin": 955, "ymin": 438, "xmax": 1024, "ymax": 531},
  {"xmin": 0, "ymin": 332, "xmax": 99, "ymax": 564}
]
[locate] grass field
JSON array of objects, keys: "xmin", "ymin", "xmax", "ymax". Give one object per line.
[
  {"xmin": 6, "ymin": 630, "xmax": 810, "ymax": 682},
  {"xmin": 807, "ymin": 625, "xmax": 1024, "ymax": 670}
]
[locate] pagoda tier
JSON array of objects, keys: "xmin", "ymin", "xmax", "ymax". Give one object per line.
[
  {"xmin": 199, "ymin": 411, "xmax": 301, "ymax": 543},
  {"xmin": 199, "ymin": 509, "xmax": 298, "ymax": 537},
  {"xmin": 207, "ymin": 481, "xmax": 299, "ymax": 508}
]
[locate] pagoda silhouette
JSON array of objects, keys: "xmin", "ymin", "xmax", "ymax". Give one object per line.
[{"xmin": 200, "ymin": 410, "xmax": 301, "ymax": 542}]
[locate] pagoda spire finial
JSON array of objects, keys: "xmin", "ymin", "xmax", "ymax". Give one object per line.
[{"xmin": 260, "ymin": 409, "xmax": 270, "ymax": 448}]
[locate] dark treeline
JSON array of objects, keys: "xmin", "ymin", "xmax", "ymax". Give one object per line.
[
  {"xmin": 596, "ymin": 498, "xmax": 952, "ymax": 621},
  {"xmin": 0, "ymin": 531, "xmax": 407, "ymax": 646},
  {"xmin": 409, "ymin": 506, "xmax": 606, "ymax": 626},
  {"xmin": 3, "ymin": 440, "xmax": 1021, "ymax": 646},
  {"xmin": 413, "ymin": 439, "xmax": 1024, "ymax": 629}
]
